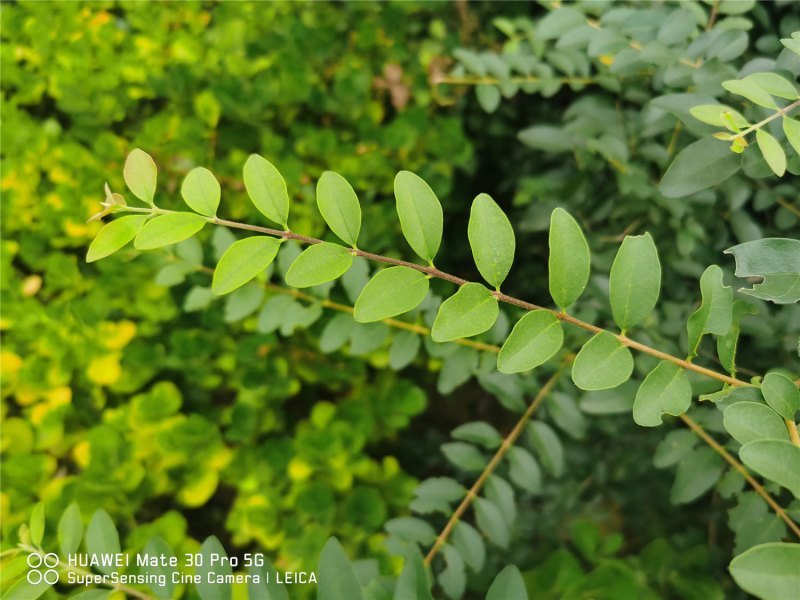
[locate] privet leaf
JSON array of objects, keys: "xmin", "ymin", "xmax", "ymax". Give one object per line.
[
  {"xmin": 723, "ymin": 402, "xmax": 789, "ymax": 445},
  {"xmin": 474, "ymin": 497, "xmax": 509, "ymax": 548},
  {"xmin": 658, "ymin": 138, "xmax": 741, "ymax": 198},
  {"xmin": 722, "ymin": 79, "xmax": 778, "ymax": 109},
  {"xmin": 431, "ymin": 283, "xmax": 499, "ymax": 342},
  {"xmin": 755, "ymin": 129, "xmax": 786, "ymax": 177},
  {"xmin": 243, "ymin": 154, "xmax": 290, "ymax": 228},
  {"xmin": 527, "ymin": 421, "xmax": 564, "ymax": 477},
  {"xmin": 743, "ymin": 73, "xmax": 798, "ymax": 100},
  {"xmin": 725, "ymin": 238, "xmax": 800, "ymax": 304},
  {"xmin": 671, "ymin": 447, "xmax": 724, "ymax": 504},
  {"xmin": 317, "ymin": 171, "xmax": 361, "ymax": 247},
  {"xmin": 452, "ymin": 522, "xmax": 485, "ymax": 572},
  {"xmin": 393, "ymin": 549, "xmax": 433, "ymax": 600},
  {"xmin": 212, "ymin": 236, "xmax": 281, "ymax": 295},
  {"xmin": 86, "ymin": 510, "xmax": 121, "ymax": 575},
  {"xmin": 124, "ymin": 148, "xmax": 157, "ymax": 205},
  {"xmin": 729, "ymin": 543, "xmax": 800, "ymax": 600},
  {"xmin": 134, "ymin": 213, "xmax": 207, "ymax": 250},
  {"xmin": 438, "ymin": 545, "xmax": 466, "ymax": 600},
  {"xmin": 248, "ymin": 555, "xmax": 289, "ymax": 600},
  {"xmin": 760, "ymin": 372, "xmax": 800, "ymax": 420},
  {"xmin": 385, "ymin": 517, "xmax": 437, "ymax": 546},
  {"xmin": 486, "ymin": 565, "xmax": 528, "ymax": 600},
  {"xmin": 632, "ymin": 361, "xmax": 692, "ymax": 427},
  {"xmin": 686, "ymin": 265, "xmax": 733, "ymax": 359},
  {"xmin": 609, "ymin": 234, "xmax": 661, "ymax": 332},
  {"xmin": 571, "ymin": 331, "xmax": 634, "ymax": 391},
  {"xmin": 317, "ymin": 538, "xmax": 363, "ymax": 600},
  {"xmin": 783, "ymin": 117, "xmax": 800, "ymax": 155},
  {"xmin": 196, "ymin": 536, "xmax": 232, "ymax": 600},
  {"xmin": 452, "ymin": 422, "xmax": 502, "ymax": 449},
  {"xmin": 508, "ymin": 446, "xmax": 541, "ymax": 494},
  {"xmin": 143, "ymin": 537, "xmax": 177, "ymax": 600},
  {"xmin": 86, "ymin": 215, "xmax": 148, "ymax": 262},
  {"xmin": 468, "ymin": 194, "xmax": 515, "ymax": 289},
  {"xmin": 498, "ymin": 310, "xmax": 563, "ymax": 374},
  {"xmin": 181, "ymin": 167, "xmax": 220, "ymax": 217},
  {"xmin": 353, "ymin": 266, "xmax": 429, "ymax": 323},
  {"xmin": 548, "ymin": 208, "xmax": 591, "ymax": 309},
  {"xmin": 394, "ymin": 170, "xmax": 443, "ymax": 263},
  {"xmin": 285, "ymin": 243, "xmax": 353, "ymax": 288},
  {"xmin": 29, "ymin": 502, "xmax": 44, "ymax": 547},
  {"xmin": 58, "ymin": 502, "xmax": 83, "ymax": 556},
  {"xmin": 716, "ymin": 301, "xmax": 755, "ymax": 375},
  {"xmin": 739, "ymin": 440, "xmax": 800, "ymax": 498}
]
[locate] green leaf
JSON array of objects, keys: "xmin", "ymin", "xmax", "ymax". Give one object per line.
[
  {"xmin": 353, "ymin": 266, "xmax": 429, "ymax": 323},
  {"xmin": 498, "ymin": 310, "xmax": 563, "ymax": 374},
  {"xmin": 285, "ymin": 243, "xmax": 353, "ymax": 288},
  {"xmin": 548, "ymin": 208, "xmax": 591, "ymax": 309},
  {"xmin": 243, "ymin": 154, "xmax": 290, "ymax": 228},
  {"xmin": 609, "ymin": 234, "xmax": 661, "ymax": 332},
  {"xmin": 58, "ymin": 502, "xmax": 83, "ymax": 556},
  {"xmin": 431, "ymin": 283, "xmax": 499, "ymax": 342},
  {"xmin": 385, "ymin": 517, "xmax": 436, "ymax": 547},
  {"xmin": 439, "ymin": 545, "xmax": 466, "ymax": 600},
  {"xmin": 739, "ymin": 440, "xmax": 800, "ymax": 498},
  {"xmin": 571, "ymin": 331, "xmax": 634, "ymax": 391},
  {"xmin": 29, "ymin": 502, "xmax": 44, "ymax": 547},
  {"xmin": 536, "ymin": 6, "xmax": 585, "ymax": 41},
  {"xmin": 632, "ymin": 361, "xmax": 692, "ymax": 427},
  {"xmin": 476, "ymin": 84, "xmax": 501, "ymax": 113},
  {"xmin": 659, "ymin": 138, "xmax": 741, "ymax": 198},
  {"xmin": 743, "ymin": 73, "xmax": 798, "ymax": 100},
  {"xmin": 317, "ymin": 538, "xmax": 363, "ymax": 600},
  {"xmin": 86, "ymin": 215, "xmax": 148, "ymax": 262},
  {"xmin": 486, "ymin": 565, "xmax": 528, "ymax": 600},
  {"xmin": 442, "ymin": 442, "xmax": 486, "ymax": 472},
  {"xmin": 761, "ymin": 372, "xmax": 800, "ymax": 420},
  {"xmin": 393, "ymin": 549, "xmax": 433, "ymax": 600},
  {"xmin": 722, "ymin": 79, "xmax": 778, "ymax": 109},
  {"xmin": 394, "ymin": 170, "xmax": 443, "ymax": 263},
  {"xmin": 134, "ymin": 213, "xmax": 207, "ymax": 250},
  {"xmin": 725, "ymin": 238, "xmax": 800, "ymax": 304},
  {"xmin": 723, "ymin": 402, "xmax": 790, "ymax": 445},
  {"xmin": 181, "ymin": 167, "xmax": 221, "ymax": 217},
  {"xmin": 248, "ymin": 555, "xmax": 289, "ymax": 600},
  {"xmin": 317, "ymin": 171, "xmax": 361, "ymax": 247},
  {"xmin": 755, "ymin": 129, "xmax": 786, "ymax": 177},
  {"xmin": 86, "ymin": 510, "xmax": 120, "ymax": 575},
  {"xmin": 671, "ymin": 447, "xmax": 724, "ymax": 504},
  {"xmin": 212, "ymin": 236, "xmax": 281, "ymax": 295},
  {"xmin": 508, "ymin": 446, "xmax": 541, "ymax": 494},
  {"xmin": 123, "ymin": 148, "xmax": 157, "ymax": 206},
  {"xmin": 468, "ymin": 194, "xmax": 515, "ymax": 289},
  {"xmin": 452, "ymin": 422, "xmax": 502, "ymax": 449},
  {"xmin": 527, "ymin": 421, "xmax": 564, "ymax": 477},
  {"xmin": 686, "ymin": 265, "xmax": 733, "ymax": 359},
  {"xmin": 783, "ymin": 117, "xmax": 800, "ymax": 155},
  {"xmin": 1, "ymin": 577, "xmax": 52, "ymax": 600},
  {"xmin": 196, "ymin": 536, "xmax": 231, "ymax": 600},
  {"xmin": 452, "ymin": 522, "xmax": 485, "ymax": 573},
  {"xmin": 689, "ymin": 104, "xmax": 748, "ymax": 129},
  {"xmin": 729, "ymin": 543, "xmax": 800, "ymax": 600},
  {"xmin": 143, "ymin": 537, "xmax": 177, "ymax": 600},
  {"xmin": 389, "ymin": 330, "xmax": 421, "ymax": 370},
  {"xmin": 474, "ymin": 497, "xmax": 509, "ymax": 548}
]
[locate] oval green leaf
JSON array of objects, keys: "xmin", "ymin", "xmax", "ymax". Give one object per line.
[
  {"xmin": 686, "ymin": 265, "xmax": 733, "ymax": 359},
  {"xmin": 317, "ymin": 537, "xmax": 362, "ymax": 600},
  {"xmin": 528, "ymin": 421, "xmax": 564, "ymax": 477},
  {"xmin": 486, "ymin": 565, "xmax": 528, "ymax": 600},
  {"xmin": 498, "ymin": 310, "xmax": 563, "ymax": 374},
  {"xmin": 658, "ymin": 138, "xmax": 742, "ymax": 198},
  {"xmin": 729, "ymin": 543, "xmax": 800, "ymax": 600},
  {"xmin": 29, "ymin": 502, "xmax": 44, "ymax": 547},
  {"xmin": 243, "ymin": 154, "xmax": 290, "ymax": 228},
  {"xmin": 134, "ymin": 213, "xmax": 207, "ymax": 250},
  {"xmin": 212, "ymin": 236, "xmax": 281, "ymax": 295},
  {"xmin": 783, "ymin": 117, "xmax": 800, "ymax": 155},
  {"xmin": 739, "ymin": 440, "xmax": 800, "ymax": 498},
  {"xmin": 196, "ymin": 536, "xmax": 231, "ymax": 600},
  {"xmin": 761, "ymin": 372, "xmax": 800, "ymax": 420},
  {"xmin": 632, "ymin": 361, "xmax": 692, "ymax": 427},
  {"xmin": 353, "ymin": 266, "xmax": 429, "ymax": 323},
  {"xmin": 285, "ymin": 242, "xmax": 353, "ymax": 288},
  {"xmin": 432, "ymin": 283, "xmax": 499, "ymax": 342},
  {"xmin": 59, "ymin": 502, "xmax": 84, "ymax": 556},
  {"xmin": 86, "ymin": 509, "xmax": 120, "ymax": 575},
  {"xmin": 317, "ymin": 171, "xmax": 361, "ymax": 247},
  {"xmin": 572, "ymin": 331, "xmax": 634, "ymax": 391},
  {"xmin": 548, "ymin": 208, "xmax": 590, "ymax": 309},
  {"xmin": 755, "ymin": 129, "xmax": 786, "ymax": 177},
  {"xmin": 394, "ymin": 170, "xmax": 443, "ymax": 263},
  {"xmin": 86, "ymin": 215, "xmax": 148, "ymax": 262},
  {"xmin": 468, "ymin": 194, "xmax": 515, "ymax": 289},
  {"xmin": 609, "ymin": 233, "xmax": 661, "ymax": 332},
  {"xmin": 123, "ymin": 148, "xmax": 157, "ymax": 206},
  {"xmin": 723, "ymin": 402, "xmax": 789, "ymax": 445},
  {"xmin": 181, "ymin": 167, "xmax": 220, "ymax": 217}
]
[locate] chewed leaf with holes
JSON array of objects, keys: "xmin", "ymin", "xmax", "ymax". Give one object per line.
[
  {"xmin": 725, "ymin": 238, "xmax": 800, "ymax": 304},
  {"xmin": 686, "ymin": 265, "xmax": 733, "ymax": 360}
]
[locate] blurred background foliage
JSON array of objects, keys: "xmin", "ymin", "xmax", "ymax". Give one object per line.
[{"xmin": 2, "ymin": 1, "xmax": 799, "ymax": 599}]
